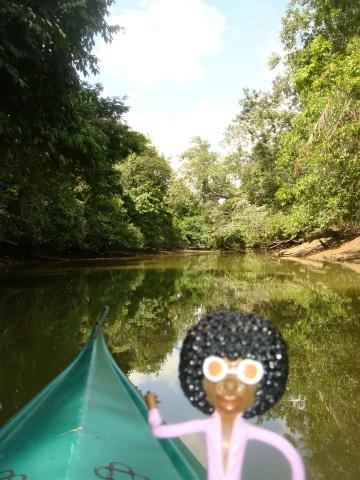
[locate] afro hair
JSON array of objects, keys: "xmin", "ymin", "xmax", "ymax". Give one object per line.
[{"xmin": 179, "ymin": 311, "xmax": 288, "ymax": 418}]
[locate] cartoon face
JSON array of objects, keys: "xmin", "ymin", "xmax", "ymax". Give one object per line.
[{"xmin": 202, "ymin": 357, "xmax": 264, "ymax": 415}]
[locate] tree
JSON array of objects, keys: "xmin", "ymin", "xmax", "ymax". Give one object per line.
[
  {"xmin": 281, "ymin": 0, "xmax": 360, "ymax": 56},
  {"xmin": 0, "ymin": 0, "xmax": 119, "ymax": 154},
  {"xmin": 0, "ymin": 83, "xmax": 147, "ymax": 252},
  {"xmin": 275, "ymin": 36, "xmax": 360, "ymax": 236},
  {"xmin": 0, "ymin": 1, "xmax": 151, "ymax": 254},
  {"xmin": 166, "ymin": 137, "xmax": 243, "ymax": 249},
  {"xmin": 222, "ymin": 0, "xmax": 360, "ymax": 243},
  {"xmin": 119, "ymin": 147, "xmax": 177, "ymax": 249},
  {"xmin": 225, "ymin": 88, "xmax": 295, "ymax": 206},
  {"xmin": 180, "ymin": 137, "xmax": 235, "ymax": 203}
]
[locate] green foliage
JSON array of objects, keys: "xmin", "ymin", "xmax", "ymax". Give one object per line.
[
  {"xmin": 213, "ymin": 225, "xmax": 246, "ymax": 250},
  {"xmin": 0, "ymin": 82, "xmax": 147, "ymax": 253},
  {"xmin": 165, "ymin": 139, "xmax": 235, "ymax": 249},
  {"xmin": 225, "ymin": 88, "xmax": 295, "ymax": 206},
  {"xmin": 217, "ymin": 1, "xmax": 360, "ymax": 245},
  {"xmin": 165, "ymin": 174, "xmax": 212, "ymax": 248},
  {"xmin": 83, "ymin": 194, "xmax": 144, "ymax": 252},
  {"xmin": 281, "ymin": 0, "xmax": 360, "ymax": 54},
  {"xmin": 213, "ymin": 200, "xmax": 280, "ymax": 248},
  {"xmin": 0, "ymin": 0, "xmax": 119, "ymax": 153},
  {"xmin": 1, "ymin": 0, "xmax": 359, "ymax": 254},
  {"xmin": 267, "ymin": 52, "xmax": 282, "ymax": 70},
  {"xmin": 165, "ymin": 176, "xmax": 199, "ymax": 219},
  {"xmin": 0, "ymin": 1, "xmax": 148, "ymax": 255},
  {"xmin": 180, "ymin": 137, "xmax": 236, "ymax": 203},
  {"xmin": 274, "ymin": 35, "xmax": 360, "ymax": 237},
  {"xmin": 119, "ymin": 147, "xmax": 178, "ymax": 249},
  {"xmin": 173, "ymin": 213, "xmax": 214, "ymax": 249},
  {"xmin": 170, "ymin": 0, "xmax": 359, "ymax": 249}
]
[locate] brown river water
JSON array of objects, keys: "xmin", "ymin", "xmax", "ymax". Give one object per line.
[{"xmin": 0, "ymin": 252, "xmax": 359, "ymax": 479}]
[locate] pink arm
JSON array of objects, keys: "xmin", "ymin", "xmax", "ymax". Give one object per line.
[
  {"xmin": 148, "ymin": 408, "xmax": 207, "ymax": 438},
  {"xmin": 248, "ymin": 425, "xmax": 305, "ymax": 480}
]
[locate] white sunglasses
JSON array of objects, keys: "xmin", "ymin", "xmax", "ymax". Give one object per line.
[{"xmin": 203, "ymin": 356, "xmax": 264, "ymax": 385}]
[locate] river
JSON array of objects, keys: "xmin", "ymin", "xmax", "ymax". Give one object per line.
[{"xmin": 0, "ymin": 252, "xmax": 359, "ymax": 479}]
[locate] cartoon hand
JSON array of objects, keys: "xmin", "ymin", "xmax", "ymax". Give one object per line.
[{"xmin": 144, "ymin": 391, "xmax": 159, "ymax": 410}]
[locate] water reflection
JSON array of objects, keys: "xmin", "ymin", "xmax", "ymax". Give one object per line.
[{"xmin": 0, "ymin": 253, "xmax": 359, "ymax": 479}]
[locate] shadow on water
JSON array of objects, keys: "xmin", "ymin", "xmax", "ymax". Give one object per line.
[{"xmin": 0, "ymin": 253, "xmax": 359, "ymax": 479}]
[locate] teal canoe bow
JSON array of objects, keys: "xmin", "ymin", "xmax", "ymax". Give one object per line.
[{"xmin": 0, "ymin": 307, "xmax": 205, "ymax": 479}]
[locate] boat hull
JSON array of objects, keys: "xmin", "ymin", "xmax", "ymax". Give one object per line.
[{"xmin": 0, "ymin": 316, "xmax": 205, "ymax": 479}]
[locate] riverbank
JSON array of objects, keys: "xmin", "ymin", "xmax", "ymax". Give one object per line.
[
  {"xmin": 2, "ymin": 238, "xmax": 360, "ymax": 271},
  {"xmin": 0, "ymin": 248, "xmax": 215, "ymax": 269},
  {"xmin": 279, "ymin": 236, "xmax": 360, "ymax": 273}
]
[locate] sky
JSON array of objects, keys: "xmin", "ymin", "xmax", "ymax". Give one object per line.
[{"xmin": 89, "ymin": 0, "xmax": 289, "ymax": 167}]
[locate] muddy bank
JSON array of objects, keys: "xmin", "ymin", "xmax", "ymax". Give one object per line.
[{"xmin": 279, "ymin": 236, "xmax": 360, "ymax": 272}]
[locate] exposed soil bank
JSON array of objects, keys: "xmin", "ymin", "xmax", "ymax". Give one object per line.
[{"xmin": 279, "ymin": 236, "xmax": 360, "ymax": 272}]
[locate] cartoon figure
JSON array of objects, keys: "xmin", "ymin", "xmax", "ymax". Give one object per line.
[{"xmin": 145, "ymin": 311, "xmax": 305, "ymax": 480}]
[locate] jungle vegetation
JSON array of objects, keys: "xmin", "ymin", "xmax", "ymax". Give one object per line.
[{"xmin": 0, "ymin": 0, "xmax": 359, "ymax": 255}]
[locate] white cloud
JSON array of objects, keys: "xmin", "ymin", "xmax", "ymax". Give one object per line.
[
  {"xmin": 127, "ymin": 97, "xmax": 237, "ymax": 167},
  {"xmin": 99, "ymin": 0, "xmax": 226, "ymax": 85}
]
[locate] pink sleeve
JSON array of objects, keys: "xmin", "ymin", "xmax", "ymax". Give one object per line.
[
  {"xmin": 148, "ymin": 408, "xmax": 207, "ymax": 438},
  {"xmin": 248, "ymin": 425, "xmax": 306, "ymax": 480}
]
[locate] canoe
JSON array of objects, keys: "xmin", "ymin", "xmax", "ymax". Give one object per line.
[{"xmin": 0, "ymin": 306, "xmax": 205, "ymax": 479}]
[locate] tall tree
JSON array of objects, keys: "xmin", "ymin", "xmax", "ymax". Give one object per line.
[
  {"xmin": 0, "ymin": 0, "xmax": 119, "ymax": 153},
  {"xmin": 222, "ymin": 0, "xmax": 360, "ymax": 242},
  {"xmin": 281, "ymin": 0, "xmax": 360, "ymax": 55},
  {"xmin": 225, "ymin": 88, "xmax": 294, "ymax": 206},
  {"xmin": 180, "ymin": 137, "xmax": 235, "ymax": 203},
  {"xmin": 119, "ymin": 147, "xmax": 177, "ymax": 249},
  {"xmin": 0, "ymin": 1, "xmax": 148, "ymax": 254}
]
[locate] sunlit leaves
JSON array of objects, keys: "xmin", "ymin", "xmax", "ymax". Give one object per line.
[
  {"xmin": 221, "ymin": 0, "xmax": 360, "ymax": 243},
  {"xmin": 119, "ymin": 148, "xmax": 176, "ymax": 249},
  {"xmin": 0, "ymin": 2, "xmax": 150, "ymax": 254}
]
